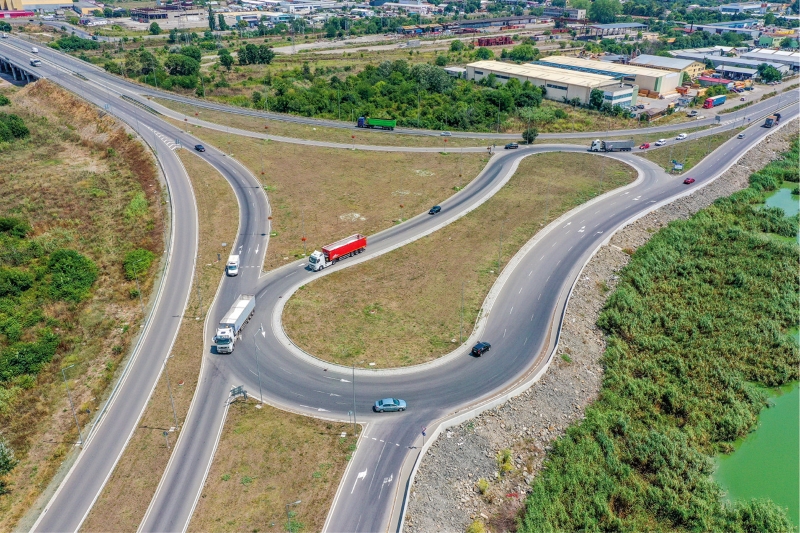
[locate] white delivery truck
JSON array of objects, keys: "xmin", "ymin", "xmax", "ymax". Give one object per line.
[
  {"xmin": 226, "ymin": 254, "xmax": 240, "ymax": 276},
  {"xmin": 214, "ymin": 294, "xmax": 255, "ymax": 354}
]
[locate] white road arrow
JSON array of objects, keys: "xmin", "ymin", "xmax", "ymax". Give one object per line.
[
  {"xmin": 351, "ymin": 469, "xmax": 368, "ymax": 494},
  {"xmin": 578, "ymin": 226, "xmax": 585, "ymax": 233}
]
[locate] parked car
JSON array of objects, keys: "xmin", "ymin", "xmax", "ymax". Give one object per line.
[
  {"xmin": 194, "ymin": 144, "xmax": 205, "ymax": 152},
  {"xmin": 373, "ymin": 398, "xmax": 406, "ymax": 412},
  {"xmin": 737, "ymin": 133, "xmax": 745, "ymax": 139},
  {"xmin": 639, "ymin": 143, "xmax": 650, "ymax": 150},
  {"xmin": 676, "ymin": 133, "xmax": 687, "ymax": 140},
  {"xmin": 440, "ymin": 131, "xmax": 452, "ymax": 137},
  {"xmin": 637, "ymin": 104, "xmax": 645, "ymax": 110},
  {"xmin": 504, "ymin": 143, "xmax": 519, "ymax": 149},
  {"xmin": 740, "ymin": 97, "xmax": 746, "ymax": 101},
  {"xmin": 687, "ymin": 110, "xmax": 698, "ymax": 117},
  {"xmin": 471, "ymin": 342, "xmax": 491, "ymax": 356},
  {"xmin": 654, "ymin": 139, "xmax": 667, "ymax": 147},
  {"xmin": 428, "ymin": 205, "xmax": 441, "ymax": 215},
  {"xmin": 683, "ymin": 177, "xmax": 696, "ymax": 184}
]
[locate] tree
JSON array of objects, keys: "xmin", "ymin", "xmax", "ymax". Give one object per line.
[
  {"xmin": 180, "ymin": 45, "xmax": 202, "ymax": 62},
  {"xmin": 508, "ymin": 44, "xmax": 539, "ymax": 62},
  {"xmin": 164, "ymin": 54, "xmax": 200, "ymax": 76},
  {"xmin": 0, "ymin": 439, "xmax": 17, "ymax": 495},
  {"xmin": 435, "ymin": 54, "xmax": 447, "ymax": 66},
  {"xmin": 450, "ymin": 39, "xmax": 465, "ymax": 52},
  {"xmin": 757, "ymin": 63, "xmax": 782, "ymax": 82},
  {"xmin": 149, "ymin": 22, "xmax": 162, "ymax": 35},
  {"xmin": 217, "ymin": 14, "xmax": 229, "ymax": 31},
  {"xmin": 411, "ymin": 63, "xmax": 452, "ymax": 92},
  {"xmin": 218, "ymin": 48, "xmax": 234, "ymax": 70},
  {"xmin": 522, "ymin": 127, "xmax": 538, "ymax": 144},
  {"xmin": 475, "ymin": 47, "xmax": 494, "ymax": 60},
  {"xmin": 570, "ymin": 0, "xmax": 591, "ymax": 9},
  {"xmin": 551, "ymin": 0, "xmax": 566, "ymax": 6},
  {"xmin": 167, "ymin": 28, "xmax": 179, "ymax": 44},
  {"xmin": 588, "ymin": 0, "xmax": 622, "ymax": 23},
  {"xmin": 589, "ymin": 88, "xmax": 605, "ymax": 109},
  {"xmin": 764, "ymin": 12, "xmax": 776, "ymax": 26},
  {"xmin": 208, "ymin": 6, "xmax": 216, "ymax": 31},
  {"xmin": 0, "ymin": 21, "xmax": 11, "ymax": 32},
  {"xmin": 779, "ymin": 36, "xmax": 798, "ymax": 49}
]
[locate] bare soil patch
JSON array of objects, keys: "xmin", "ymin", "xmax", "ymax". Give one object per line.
[
  {"xmin": 81, "ymin": 149, "xmax": 237, "ymax": 531},
  {"xmin": 165, "ymin": 122, "xmax": 488, "ymax": 271},
  {"xmin": 283, "ymin": 152, "xmax": 636, "ymax": 368},
  {"xmin": 188, "ymin": 399, "xmax": 357, "ymax": 532},
  {"xmin": 0, "ymin": 80, "xmax": 163, "ymax": 530}
]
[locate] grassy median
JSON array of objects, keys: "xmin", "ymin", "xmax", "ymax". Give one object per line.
[
  {"xmin": 639, "ymin": 127, "xmax": 744, "ymax": 173},
  {"xmin": 283, "ymin": 152, "xmax": 636, "ymax": 368},
  {"xmin": 82, "ymin": 149, "xmax": 237, "ymax": 531},
  {"xmin": 164, "ymin": 120, "xmax": 489, "ymax": 272},
  {"xmin": 188, "ymin": 400, "xmax": 357, "ymax": 533}
]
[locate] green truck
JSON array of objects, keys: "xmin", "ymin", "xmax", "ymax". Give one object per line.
[{"xmin": 357, "ymin": 117, "xmax": 396, "ymax": 130}]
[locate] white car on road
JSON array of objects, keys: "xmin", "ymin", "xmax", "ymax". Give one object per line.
[
  {"xmin": 676, "ymin": 133, "xmax": 687, "ymax": 140},
  {"xmin": 654, "ymin": 139, "xmax": 668, "ymax": 147}
]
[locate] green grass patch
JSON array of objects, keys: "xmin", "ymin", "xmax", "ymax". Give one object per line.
[{"xmin": 520, "ymin": 140, "xmax": 799, "ymax": 532}]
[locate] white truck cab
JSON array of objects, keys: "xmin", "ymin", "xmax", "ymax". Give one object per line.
[{"xmin": 226, "ymin": 255, "xmax": 240, "ymax": 276}]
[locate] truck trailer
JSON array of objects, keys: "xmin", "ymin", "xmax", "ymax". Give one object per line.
[
  {"xmin": 214, "ymin": 294, "xmax": 256, "ymax": 354},
  {"xmin": 357, "ymin": 117, "xmax": 396, "ymax": 130},
  {"xmin": 588, "ymin": 139, "xmax": 634, "ymax": 152},
  {"xmin": 702, "ymin": 95, "xmax": 726, "ymax": 109},
  {"xmin": 308, "ymin": 234, "xmax": 367, "ymax": 272}
]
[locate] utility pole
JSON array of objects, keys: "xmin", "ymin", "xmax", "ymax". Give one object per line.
[
  {"xmin": 61, "ymin": 364, "xmax": 84, "ymax": 447},
  {"xmin": 352, "ymin": 360, "xmax": 357, "ymax": 436}
]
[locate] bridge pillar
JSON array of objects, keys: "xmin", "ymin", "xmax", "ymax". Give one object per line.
[{"xmin": 11, "ymin": 65, "xmax": 18, "ymax": 81}]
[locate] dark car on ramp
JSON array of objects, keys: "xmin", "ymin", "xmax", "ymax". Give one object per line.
[
  {"xmin": 429, "ymin": 205, "xmax": 441, "ymax": 215},
  {"xmin": 471, "ymin": 342, "xmax": 491, "ymax": 356},
  {"xmin": 194, "ymin": 144, "xmax": 206, "ymax": 152}
]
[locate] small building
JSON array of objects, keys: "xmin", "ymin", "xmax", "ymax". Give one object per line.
[
  {"xmin": 130, "ymin": 7, "xmax": 168, "ymax": 21},
  {"xmin": 715, "ymin": 65, "xmax": 758, "ymax": 80},
  {"xmin": 698, "ymin": 76, "xmax": 733, "ymax": 88},
  {"xmin": 585, "ymin": 22, "xmax": 646, "ymax": 38},
  {"xmin": 718, "ymin": 2, "xmax": 766, "ymax": 14},
  {"xmin": 629, "ymin": 53, "xmax": 705, "ymax": 79},
  {"xmin": 598, "ymin": 81, "xmax": 637, "ymax": 108},
  {"xmin": 444, "ymin": 66, "xmax": 466, "ymax": 79},
  {"xmin": 538, "ymin": 55, "xmax": 680, "ymax": 95}
]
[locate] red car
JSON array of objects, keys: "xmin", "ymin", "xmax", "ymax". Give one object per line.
[
  {"xmin": 639, "ymin": 143, "xmax": 650, "ymax": 149},
  {"xmin": 683, "ymin": 177, "xmax": 696, "ymax": 185}
]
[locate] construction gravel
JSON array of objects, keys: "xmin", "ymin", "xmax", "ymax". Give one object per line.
[{"xmin": 404, "ymin": 121, "xmax": 798, "ymax": 533}]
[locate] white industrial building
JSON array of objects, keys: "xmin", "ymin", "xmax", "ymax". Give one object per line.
[
  {"xmin": 465, "ymin": 61, "xmax": 638, "ymax": 107},
  {"xmin": 740, "ymin": 48, "xmax": 800, "ymax": 71},
  {"xmin": 537, "ymin": 55, "xmax": 681, "ymax": 95}
]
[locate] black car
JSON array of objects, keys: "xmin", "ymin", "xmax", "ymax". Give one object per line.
[
  {"xmin": 429, "ymin": 205, "xmax": 441, "ymax": 215},
  {"xmin": 504, "ymin": 143, "xmax": 519, "ymax": 150},
  {"xmin": 194, "ymin": 144, "xmax": 206, "ymax": 152},
  {"xmin": 471, "ymin": 342, "xmax": 491, "ymax": 356}
]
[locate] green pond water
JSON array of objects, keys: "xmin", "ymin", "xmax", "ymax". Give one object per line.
[
  {"xmin": 714, "ymin": 382, "xmax": 800, "ymax": 528},
  {"xmin": 763, "ymin": 184, "xmax": 799, "ymax": 242}
]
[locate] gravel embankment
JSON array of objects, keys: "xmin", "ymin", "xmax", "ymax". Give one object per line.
[{"xmin": 404, "ymin": 121, "xmax": 799, "ymax": 533}]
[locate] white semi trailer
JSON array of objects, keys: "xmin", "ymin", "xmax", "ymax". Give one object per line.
[{"xmin": 214, "ymin": 294, "xmax": 255, "ymax": 354}]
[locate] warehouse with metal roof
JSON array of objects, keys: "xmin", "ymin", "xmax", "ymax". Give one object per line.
[
  {"xmin": 740, "ymin": 48, "xmax": 800, "ymax": 70},
  {"xmin": 537, "ymin": 55, "xmax": 681, "ymax": 95},
  {"xmin": 669, "ymin": 51, "xmax": 791, "ymax": 74},
  {"xmin": 629, "ymin": 54, "xmax": 706, "ymax": 79},
  {"xmin": 465, "ymin": 61, "xmax": 638, "ymax": 106}
]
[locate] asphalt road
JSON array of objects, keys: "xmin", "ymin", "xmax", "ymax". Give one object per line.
[{"xmin": 4, "ymin": 36, "xmax": 798, "ymax": 533}]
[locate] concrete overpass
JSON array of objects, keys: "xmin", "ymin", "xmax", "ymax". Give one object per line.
[{"xmin": 0, "ymin": 54, "xmax": 42, "ymax": 83}]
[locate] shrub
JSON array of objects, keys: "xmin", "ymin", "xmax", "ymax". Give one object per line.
[
  {"xmin": 475, "ymin": 477, "xmax": 490, "ymax": 494},
  {"xmin": 48, "ymin": 249, "xmax": 98, "ymax": 303},
  {"xmin": 0, "ymin": 113, "xmax": 29, "ymax": 139},
  {"xmin": 465, "ymin": 520, "xmax": 486, "ymax": 533},
  {"xmin": 0, "ymin": 217, "xmax": 31, "ymax": 238},
  {"xmin": 0, "ymin": 95, "xmax": 9, "ymax": 106},
  {"xmin": 123, "ymin": 249, "xmax": 155, "ymax": 281}
]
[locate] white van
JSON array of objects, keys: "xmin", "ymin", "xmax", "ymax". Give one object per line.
[
  {"xmin": 226, "ymin": 255, "xmax": 240, "ymax": 276},
  {"xmin": 31, "ymin": 46, "xmax": 39, "ymax": 53}
]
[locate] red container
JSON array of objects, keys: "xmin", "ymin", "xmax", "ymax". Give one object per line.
[{"xmin": 322, "ymin": 234, "xmax": 367, "ymax": 262}]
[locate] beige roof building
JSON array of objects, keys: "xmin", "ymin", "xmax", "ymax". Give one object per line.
[
  {"xmin": 629, "ymin": 54, "xmax": 706, "ymax": 80},
  {"xmin": 538, "ymin": 55, "xmax": 681, "ymax": 95},
  {"xmin": 0, "ymin": 0, "xmax": 71, "ymax": 10}
]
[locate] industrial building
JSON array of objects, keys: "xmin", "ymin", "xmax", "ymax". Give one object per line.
[
  {"xmin": 740, "ymin": 48, "xmax": 800, "ymax": 71},
  {"xmin": 537, "ymin": 55, "xmax": 680, "ymax": 95},
  {"xmin": 718, "ymin": 3, "xmax": 766, "ymax": 14},
  {"xmin": 689, "ymin": 20, "xmax": 762, "ymax": 39},
  {"xmin": 0, "ymin": 0, "xmax": 69, "ymax": 11},
  {"xmin": 465, "ymin": 61, "xmax": 638, "ymax": 107},
  {"xmin": 629, "ymin": 54, "xmax": 706, "ymax": 79},
  {"xmin": 669, "ymin": 50, "xmax": 792, "ymax": 74},
  {"xmin": 715, "ymin": 65, "xmax": 758, "ymax": 80}
]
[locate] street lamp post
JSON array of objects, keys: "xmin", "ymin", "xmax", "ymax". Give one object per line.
[
  {"xmin": 61, "ymin": 364, "xmax": 84, "ymax": 447},
  {"xmin": 286, "ymin": 500, "xmax": 301, "ymax": 532},
  {"xmin": 352, "ymin": 360, "xmax": 357, "ymax": 436}
]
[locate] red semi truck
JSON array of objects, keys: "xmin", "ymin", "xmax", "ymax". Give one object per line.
[{"xmin": 308, "ymin": 234, "xmax": 367, "ymax": 271}]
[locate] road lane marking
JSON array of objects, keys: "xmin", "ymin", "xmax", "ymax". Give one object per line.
[
  {"xmin": 509, "ymin": 307, "xmax": 513, "ymax": 314},
  {"xmin": 519, "ymin": 287, "xmax": 522, "ymax": 294},
  {"xmin": 578, "ymin": 226, "xmax": 585, "ymax": 233},
  {"xmin": 503, "ymin": 328, "xmax": 506, "ymax": 338},
  {"xmin": 351, "ymin": 469, "xmax": 368, "ymax": 494},
  {"xmin": 538, "ymin": 293, "xmax": 541, "ymax": 301}
]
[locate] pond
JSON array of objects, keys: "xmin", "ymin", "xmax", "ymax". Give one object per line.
[
  {"xmin": 714, "ymin": 381, "xmax": 799, "ymax": 528},
  {"xmin": 763, "ymin": 183, "xmax": 799, "ymax": 243}
]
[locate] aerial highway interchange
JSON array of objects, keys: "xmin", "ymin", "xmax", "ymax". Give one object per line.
[{"xmin": 1, "ymin": 35, "xmax": 796, "ymax": 533}]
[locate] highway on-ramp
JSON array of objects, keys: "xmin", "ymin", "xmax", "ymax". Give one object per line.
[{"xmin": 3, "ymin": 36, "xmax": 797, "ymax": 533}]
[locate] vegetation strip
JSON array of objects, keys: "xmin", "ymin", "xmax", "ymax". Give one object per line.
[
  {"xmin": 188, "ymin": 399, "xmax": 358, "ymax": 532},
  {"xmin": 520, "ymin": 139, "xmax": 799, "ymax": 532},
  {"xmin": 284, "ymin": 152, "xmax": 636, "ymax": 367},
  {"xmin": 81, "ymin": 150, "xmax": 237, "ymax": 531},
  {"xmin": 0, "ymin": 81, "xmax": 163, "ymax": 530}
]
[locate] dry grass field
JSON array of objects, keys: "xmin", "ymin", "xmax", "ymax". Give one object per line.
[
  {"xmin": 188, "ymin": 399, "xmax": 357, "ymax": 533},
  {"xmin": 0, "ymin": 80, "xmax": 163, "ymax": 530},
  {"xmin": 639, "ymin": 128, "xmax": 744, "ymax": 172},
  {"xmin": 164, "ymin": 121, "xmax": 489, "ymax": 271},
  {"xmin": 284, "ymin": 152, "xmax": 636, "ymax": 367},
  {"xmin": 82, "ymin": 149, "xmax": 237, "ymax": 531}
]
